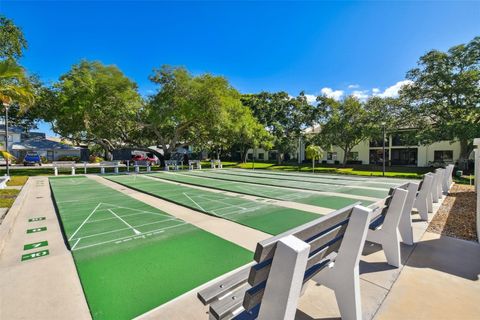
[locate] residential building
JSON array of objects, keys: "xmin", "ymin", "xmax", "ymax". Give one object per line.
[{"xmin": 0, "ymin": 125, "xmax": 82, "ymax": 162}]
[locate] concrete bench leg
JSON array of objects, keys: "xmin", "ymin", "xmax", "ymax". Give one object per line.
[
  {"xmin": 71, "ymin": 167, "xmax": 75, "ymax": 176},
  {"xmin": 134, "ymin": 166, "xmax": 139, "ymax": 173},
  {"xmin": 100, "ymin": 167, "xmax": 105, "ymax": 175},
  {"xmin": 147, "ymin": 166, "xmax": 151, "ymax": 173},
  {"xmin": 164, "ymin": 165, "xmax": 169, "ymax": 171},
  {"xmin": 313, "ymin": 206, "xmax": 372, "ymax": 320},
  {"xmin": 366, "ymin": 188, "xmax": 408, "ymax": 268},
  {"xmin": 54, "ymin": 167, "xmax": 58, "ymax": 176},
  {"xmin": 189, "ymin": 165, "xmax": 193, "ymax": 171},
  {"xmin": 399, "ymin": 182, "xmax": 419, "ymax": 245},
  {"xmin": 258, "ymin": 235, "xmax": 309, "ymax": 320},
  {"xmin": 114, "ymin": 167, "xmax": 119, "ymax": 174}
]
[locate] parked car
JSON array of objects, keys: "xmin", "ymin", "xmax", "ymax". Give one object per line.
[
  {"xmin": 23, "ymin": 152, "xmax": 42, "ymax": 166},
  {"xmin": 131, "ymin": 153, "xmax": 157, "ymax": 165}
]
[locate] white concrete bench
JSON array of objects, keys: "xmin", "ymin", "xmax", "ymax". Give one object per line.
[
  {"xmin": 211, "ymin": 160, "xmax": 222, "ymax": 169},
  {"xmin": 164, "ymin": 160, "xmax": 179, "ymax": 171},
  {"xmin": 189, "ymin": 160, "xmax": 202, "ymax": 170},
  {"xmin": 414, "ymin": 173, "xmax": 435, "ymax": 221},
  {"xmin": 0, "ymin": 176, "xmax": 10, "ymax": 189},
  {"xmin": 366, "ymin": 186, "xmax": 409, "ymax": 267},
  {"xmin": 99, "ymin": 161, "xmax": 124, "ymax": 174},
  {"xmin": 53, "ymin": 161, "xmax": 76, "ymax": 176},
  {"xmin": 442, "ymin": 164, "xmax": 454, "ymax": 194},
  {"xmin": 198, "ymin": 203, "xmax": 373, "ymax": 320},
  {"xmin": 133, "ymin": 160, "xmax": 151, "ymax": 173}
]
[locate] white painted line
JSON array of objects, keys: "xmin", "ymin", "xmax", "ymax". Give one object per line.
[
  {"xmin": 183, "ymin": 192, "xmax": 207, "ymax": 212},
  {"xmin": 68, "ymin": 202, "xmax": 102, "ymax": 241},
  {"xmin": 108, "ymin": 209, "xmax": 142, "ymax": 235},
  {"xmin": 70, "ymin": 218, "xmax": 184, "ymax": 240},
  {"xmin": 73, "ymin": 223, "xmax": 188, "ymax": 251},
  {"xmin": 71, "ymin": 238, "xmax": 81, "ymax": 250}
]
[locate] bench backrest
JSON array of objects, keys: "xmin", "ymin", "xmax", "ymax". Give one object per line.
[
  {"xmin": 134, "ymin": 160, "xmax": 150, "ymax": 166},
  {"xmin": 214, "ymin": 203, "xmax": 363, "ymax": 318},
  {"xmin": 165, "ymin": 160, "xmax": 178, "ymax": 165},
  {"xmin": 100, "ymin": 161, "xmax": 120, "ymax": 167},
  {"xmin": 52, "ymin": 161, "xmax": 75, "ymax": 168}
]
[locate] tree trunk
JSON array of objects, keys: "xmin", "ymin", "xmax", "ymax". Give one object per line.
[
  {"xmin": 459, "ymin": 139, "xmax": 473, "ymax": 170},
  {"xmin": 342, "ymin": 147, "xmax": 349, "ymax": 167}
]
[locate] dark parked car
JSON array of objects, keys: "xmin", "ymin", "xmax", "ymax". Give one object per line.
[{"xmin": 23, "ymin": 152, "xmax": 42, "ymax": 166}]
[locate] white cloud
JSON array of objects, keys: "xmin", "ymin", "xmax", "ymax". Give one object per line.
[
  {"xmin": 352, "ymin": 90, "xmax": 369, "ymax": 101},
  {"xmin": 320, "ymin": 87, "xmax": 344, "ymax": 101},
  {"xmin": 373, "ymin": 80, "xmax": 413, "ymax": 98},
  {"xmin": 348, "ymin": 84, "xmax": 360, "ymax": 89},
  {"xmin": 304, "ymin": 94, "xmax": 317, "ymax": 105},
  {"xmin": 372, "ymin": 88, "xmax": 380, "ymax": 94}
]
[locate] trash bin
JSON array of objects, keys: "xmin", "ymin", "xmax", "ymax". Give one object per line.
[{"xmin": 456, "ymin": 170, "xmax": 463, "ymax": 177}]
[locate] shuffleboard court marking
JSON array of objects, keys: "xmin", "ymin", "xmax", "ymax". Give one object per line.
[
  {"xmin": 72, "ymin": 222, "xmax": 188, "ymax": 251},
  {"xmin": 71, "ymin": 238, "xmax": 81, "ymax": 250},
  {"xmin": 108, "ymin": 208, "xmax": 142, "ymax": 235},
  {"xmin": 183, "ymin": 192, "xmax": 207, "ymax": 212},
  {"xmin": 68, "ymin": 202, "xmax": 102, "ymax": 241},
  {"xmin": 70, "ymin": 217, "xmax": 185, "ymax": 241}
]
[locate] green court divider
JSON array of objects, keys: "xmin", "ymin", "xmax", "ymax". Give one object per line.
[
  {"xmin": 107, "ymin": 175, "xmax": 321, "ymax": 235},
  {"xmin": 149, "ymin": 172, "xmax": 371, "ymax": 209},
  {"xmin": 49, "ymin": 176, "xmax": 252, "ymax": 320}
]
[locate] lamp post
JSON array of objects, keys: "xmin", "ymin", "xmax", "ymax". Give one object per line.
[
  {"xmin": 381, "ymin": 121, "xmax": 386, "ymax": 177},
  {"xmin": 3, "ymin": 103, "xmax": 10, "ymax": 177}
]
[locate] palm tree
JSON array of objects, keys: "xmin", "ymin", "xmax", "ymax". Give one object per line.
[
  {"xmin": 306, "ymin": 144, "xmax": 324, "ymax": 173},
  {"xmin": 0, "ymin": 59, "xmax": 34, "ymax": 110}
]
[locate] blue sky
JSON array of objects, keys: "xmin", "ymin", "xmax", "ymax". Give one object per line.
[{"xmin": 1, "ymin": 1, "xmax": 479, "ymax": 135}]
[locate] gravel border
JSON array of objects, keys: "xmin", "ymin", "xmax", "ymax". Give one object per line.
[{"xmin": 427, "ymin": 184, "xmax": 477, "ymax": 241}]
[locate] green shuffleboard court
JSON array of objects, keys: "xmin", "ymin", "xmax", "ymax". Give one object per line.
[
  {"xmin": 106, "ymin": 174, "xmax": 321, "ymax": 235},
  {"xmin": 49, "ymin": 176, "xmax": 252, "ymax": 320},
  {"xmin": 149, "ymin": 171, "xmax": 373, "ymax": 208},
  {"xmin": 185, "ymin": 169, "xmax": 395, "ymax": 198}
]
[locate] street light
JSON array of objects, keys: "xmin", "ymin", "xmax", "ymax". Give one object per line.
[
  {"xmin": 381, "ymin": 121, "xmax": 386, "ymax": 177},
  {"xmin": 3, "ymin": 102, "xmax": 10, "ymax": 177}
]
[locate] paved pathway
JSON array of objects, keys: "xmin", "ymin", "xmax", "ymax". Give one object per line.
[
  {"xmin": 0, "ymin": 177, "xmax": 90, "ymax": 320},
  {"xmin": 1, "ymin": 175, "xmax": 479, "ymax": 320}
]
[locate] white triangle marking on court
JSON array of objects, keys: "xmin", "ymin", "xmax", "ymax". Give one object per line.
[{"xmin": 108, "ymin": 209, "xmax": 142, "ymax": 235}]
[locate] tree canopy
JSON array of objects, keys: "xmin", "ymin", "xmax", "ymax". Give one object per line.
[
  {"xmin": 0, "ymin": 15, "xmax": 27, "ymax": 61},
  {"xmin": 312, "ymin": 95, "xmax": 370, "ymax": 165},
  {"xmin": 46, "ymin": 60, "xmax": 142, "ymax": 158},
  {"xmin": 400, "ymin": 36, "xmax": 480, "ymax": 161}
]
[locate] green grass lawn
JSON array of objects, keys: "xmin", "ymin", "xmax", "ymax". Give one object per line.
[{"xmin": 0, "ymin": 188, "xmax": 20, "ymax": 208}]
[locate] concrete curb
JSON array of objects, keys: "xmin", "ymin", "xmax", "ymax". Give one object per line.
[{"xmin": 0, "ymin": 178, "xmax": 29, "ymax": 255}]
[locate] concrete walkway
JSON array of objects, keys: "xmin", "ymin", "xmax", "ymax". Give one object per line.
[
  {"xmin": 1, "ymin": 175, "xmax": 478, "ymax": 320},
  {"xmin": 0, "ymin": 177, "xmax": 90, "ymax": 320}
]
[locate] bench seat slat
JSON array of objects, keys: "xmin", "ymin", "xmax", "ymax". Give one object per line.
[
  {"xmin": 198, "ymin": 265, "xmax": 252, "ymax": 305},
  {"xmin": 210, "ymin": 284, "xmax": 248, "ymax": 320},
  {"xmin": 243, "ymin": 257, "xmax": 333, "ymax": 312},
  {"xmin": 253, "ymin": 204, "xmax": 360, "ymax": 263},
  {"xmin": 248, "ymin": 223, "xmax": 347, "ymax": 287}
]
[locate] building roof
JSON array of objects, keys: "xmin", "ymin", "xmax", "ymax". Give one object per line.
[
  {"xmin": 0, "ymin": 125, "xmax": 24, "ymax": 134},
  {"xmin": 11, "ymin": 137, "xmax": 81, "ymax": 151}
]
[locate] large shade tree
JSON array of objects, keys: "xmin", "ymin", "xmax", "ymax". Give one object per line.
[
  {"xmin": 241, "ymin": 91, "xmax": 314, "ymax": 163},
  {"xmin": 400, "ymin": 36, "xmax": 480, "ymax": 165},
  {"xmin": 47, "ymin": 60, "xmax": 143, "ymax": 159},
  {"xmin": 142, "ymin": 65, "xmax": 270, "ymax": 160},
  {"xmin": 313, "ymin": 95, "xmax": 370, "ymax": 166}
]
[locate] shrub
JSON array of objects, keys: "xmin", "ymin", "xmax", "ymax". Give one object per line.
[
  {"xmin": 57, "ymin": 156, "xmax": 80, "ymax": 162},
  {"xmin": 89, "ymin": 155, "xmax": 104, "ymax": 163}
]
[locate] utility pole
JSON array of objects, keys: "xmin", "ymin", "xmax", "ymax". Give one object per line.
[
  {"xmin": 381, "ymin": 122, "xmax": 386, "ymax": 177},
  {"xmin": 4, "ymin": 103, "xmax": 10, "ymax": 177}
]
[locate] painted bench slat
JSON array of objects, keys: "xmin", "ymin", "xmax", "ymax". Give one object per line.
[{"xmin": 197, "ymin": 264, "xmax": 252, "ymax": 305}]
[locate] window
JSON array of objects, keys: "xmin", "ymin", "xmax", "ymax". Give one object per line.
[
  {"xmin": 247, "ymin": 153, "xmax": 253, "ymax": 160},
  {"xmin": 369, "ymin": 137, "xmax": 388, "ymax": 148},
  {"xmin": 258, "ymin": 153, "xmax": 264, "ymax": 160},
  {"xmin": 434, "ymin": 150, "xmax": 453, "ymax": 162},
  {"xmin": 327, "ymin": 152, "xmax": 337, "ymax": 160},
  {"xmin": 347, "ymin": 152, "xmax": 359, "ymax": 161},
  {"xmin": 369, "ymin": 149, "xmax": 389, "ymax": 165}
]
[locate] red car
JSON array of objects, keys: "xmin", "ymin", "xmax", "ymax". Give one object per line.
[{"xmin": 131, "ymin": 153, "xmax": 157, "ymax": 165}]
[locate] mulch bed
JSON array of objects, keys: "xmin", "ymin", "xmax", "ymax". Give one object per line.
[{"xmin": 427, "ymin": 184, "xmax": 478, "ymax": 241}]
